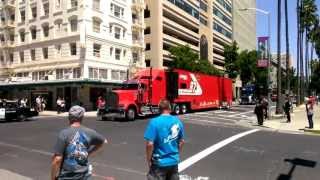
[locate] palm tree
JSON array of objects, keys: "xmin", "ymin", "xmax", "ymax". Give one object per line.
[
  {"xmin": 296, "ymin": 0, "xmax": 301, "ymax": 105},
  {"xmin": 301, "ymin": 0, "xmax": 318, "ymax": 96},
  {"xmin": 285, "ymin": 0, "xmax": 290, "ymax": 94},
  {"xmin": 276, "ymin": 0, "xmax": 283, "ymax": 114}
]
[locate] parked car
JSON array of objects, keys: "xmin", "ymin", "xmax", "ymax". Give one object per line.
[{"xmin": 0, "ymin": 99, "xmax": 38, "ymax": 121}]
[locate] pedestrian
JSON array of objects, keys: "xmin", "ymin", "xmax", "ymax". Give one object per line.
[
  {"xmin": 36, "ymin": 96, "xmax": 41, "ymax": 112},
  {"xmin": 61, "ymin": 98, "xmax": 66, "ymax": 112},
  {"xmin": 51, "ymin": 105, "xmax": 107, "ymax": 180},
  {"xmin": 262, "ymin": 96, "xmax": 268, "ymax": 119},
  {"xmin": 144, "ymin": 99, "xmax": 185, "ymax": 180},
  {"xmin": 254, "ymin": 99, "xmax": 264, "ymax": 126},
  {"xmin": 57, "ymin": 97, "xmax": 62, "ymax": 114},
  {"xmin": 283, "ymin": 95, "xmax": 292, "ymax": 123},
  {"xmin": 41, "ymin": 97, "xmax": 46, "ymax": 111},
  {"xmin": 96, "ymin": 96, "xmax": 106, "ymax": 116},
  {"xmin": 306, "ymin": 99, "xmax": 314, "ymax": 129}
]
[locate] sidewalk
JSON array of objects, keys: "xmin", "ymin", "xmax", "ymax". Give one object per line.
[
  {"xmin": 263, "ymin": 104, "xmax": 320, "ymax": 134},
  {"xmin": 39, "ymin": 110, "xmax": 98, "ymax": 118},
  {"xmin": 0, "ymin": 169, "xmax": 32, "ymax": 180}
]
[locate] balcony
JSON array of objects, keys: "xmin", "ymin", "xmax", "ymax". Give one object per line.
[
  {"xmin": 1, "ymin": 20, "xmax": 16, "ymax": 28},
  {"xmin": 132, "ymin": 39, "xmax": 144, "ymax": 49},
  {"xmin": 132, "ymin": 0, "xmax": 144, "ymax": 11},
  {"xmin": 2, "ymin": 40, "xmax": 15, "ymax": 48},
  {"xmin": 132, "ymin": 19, "xmax": 144, "ymax": 30},
  {"xmin": 2, "ymin": 0, "xmax": 15, "ymax": 9}
]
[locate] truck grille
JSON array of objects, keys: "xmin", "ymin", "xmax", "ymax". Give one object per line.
[{"xmin": 105, "ymin": 92, "xmax": 119, "ymax": 109}]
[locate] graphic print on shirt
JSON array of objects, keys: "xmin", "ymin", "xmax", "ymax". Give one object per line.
[
  {"xmin": 164, "ymin": 124, "xmax": 180, "ymax": 143},
  {"xmin": 65, "ymin": 131, "xmax": 89, "ymax": 166}
]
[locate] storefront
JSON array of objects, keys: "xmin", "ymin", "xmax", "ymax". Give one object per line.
[{"xmin": 0, "ymin": 79, "xmax": 121, "ymax": 111}]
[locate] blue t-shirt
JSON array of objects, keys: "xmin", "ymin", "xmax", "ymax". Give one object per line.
[{"xmin": 144, "ymin": 114, "xmax": 185, "ymax": 167}]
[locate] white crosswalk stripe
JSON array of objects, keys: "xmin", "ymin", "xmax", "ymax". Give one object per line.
[{"xmin": 179, "ymin": 109, "xmax": 256, "ymax": 126}]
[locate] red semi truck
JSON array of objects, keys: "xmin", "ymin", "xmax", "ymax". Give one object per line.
[{"xmin": 98, "ymin": 68, "xmax": 233, "ymax": 121}]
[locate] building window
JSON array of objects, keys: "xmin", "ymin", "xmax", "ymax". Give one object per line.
[
  {"xmin": 120, "ymin": 71, "xmax": 127, "ymax": 80},
  {"xmin": 43, "ymin": 47, "xmax": 48, "ymax": 59},
  {"xmin": 200, "ymin": 35, "xmax": 208, "ymax": 60},
  {"xmin": 70, "ymin": 18, "xmax": 78, "ymax": 32},
  {"xmin": 19, "ymin": 30, "xmax": 25, "ymax": 42},
  {"xmin": 92, "ymin": 19, "xmax": 101, "ymax": 33},
  {"xmin": 32, "ymin": 72, "xmax": 38, "ymax": 81},
  {"xmin": 111, "ymin": 3, "xmax": 124, "ymax": 18},
  {"xmin": 110, "ymin": 47, "xmax": 113, "ymax": 56},
  {"xmin": 111, "ymin": 70, "xmax": 119, "ymax": 80},
  {"xmin": 115, "ymin": 48, "xmax": 121, "ymax": 60},
  {"xmin": 167, "ymin": 0, "xmax": 199, "ymax": 19},
  {"xmin": 9, "ymin": 53, "xmax": 13, "ymax": 63},
  {"xmin": 200, "ymin": 17, "xmax": 208, "ymax": 26},
  {"xmin": 216, "ymin": 0, "xmax": 232, "ymax": 13},
  {"xmin": 43, "ymin": 3, "xmax": 49, "ymax": 16},
  {"xmin": 93, "ymin": 0, "xmax": 100, "ymax": 11},
  {"xmin": 99, "ymin": 69, "xmax": 108, "ymax": 79},
  {"xmin": 89, "ymin": 67, "xmax": 98, "ymax": 79},
  {"xmin": 56, "ymin": 69, "xmax": 63, "ymax": 79},
  {"xmin": 144, "ymin": 27, "xmax": 151, "ymax": 34},
  {"xmin": 93, "ymin": 44, "xmax": 101, "ymax": 57},
  {"xmin": 55, "ymin": 44, "xmax": 61, "ymax": 56},
  {"xmin": 20, "ymin": 51, "xmax": 24, "ymax": 63},
  {"xmin": 43, "ymin": 24, "xmax": 49, "ymax": 37},
  {"xmin": 132, "ymin": 52, "xmax": 138, "ymax": 63},
  {"xmin": 56, "ymin": 0, "xmax": 61, "ymax": 8},
  {"xmin": 70, "ymin": 43, "xmax": 77, "ymax": 55},
  {"xmin": 30, "ymin": 27, "xmax": 37, "ymax": 40},
  {"xmin": 109, "ymin": 25, "xmax": 113, "ymax": 33},
  {"xmin": 144, "ymin": 8, "xmax": 150, "ymax": 18},
  {"xmin": 145, "ymin": 43, "xmax": 150, "ymax": 50},
  {"xmin": 31, "ymin": 49, "xmax": 36, "ymax": 60},
  {"xmin": 73, "ymin": 68, "xmax": 81, "ymax": 78},
  {"xmin": 31, "ymin": 6, "xmax": 37, "ymax": 19},
  {"xmin": 213, "ymin": 7, "xmax": 232, "ymax": 26},
  {"xmin": 213, "ymin": 23, "xmax": 232, "ymax": 39},
  {"xmin": 39, "ymin": 71, "xmax": 46, "ymax": 80},
  {"xmin": 70, "ymin": 0, "xmax": 78, "ymax": 8},
  {"xmin": 200, "ymin": 1, "xmax": 208, "ymax": 12},
  {"xmin": 55, "ymin": 20, "xmax": 62, "ymax": 35},
  {"xmin": 20, "ymin": 10, "xmax": 25, "ymax": 22},
  {"xmin": 114, "ymin": 27, "xmax": 121, "ymax": 39}
]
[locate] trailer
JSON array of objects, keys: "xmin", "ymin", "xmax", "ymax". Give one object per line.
[{"xmin": 98, "ymin": 68, "xmax": 233, "ymax": 121}]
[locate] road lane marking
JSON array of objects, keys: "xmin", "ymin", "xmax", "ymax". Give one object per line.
[
  {"xmin": 178, "ymin": 129, "xmax": 259, "ymax": 172},
  {"xmin": 227, "ymin": 111, "xmax": 253, "ymax": 117},
  {"xmin": 0, "ymin": 141, "xmax": 145, "ymax": 177}
]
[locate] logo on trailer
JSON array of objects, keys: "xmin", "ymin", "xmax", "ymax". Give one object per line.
[{"xmin": 178, "ymin": 73, "xmax": 203, "ymax": 96}]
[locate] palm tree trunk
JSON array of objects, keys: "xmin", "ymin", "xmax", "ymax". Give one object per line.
[
  {"xmin": 285, "ymin": 0, "xmax": 290, "ymax": 94},
  {"xmin": 276, "ymin": 0, "xmax": 283, "ymax": 114},
  {"xmin": 310, "ymin": 43, "xmax": 314, "ymax": 78},
  {"xmin": 300, "ymin": 31, "xmax": 305, "ymax": 102},
  {"xmin": 296, "ymin": 0, "xmax": 301, "ymax": 105},
  {"xmin": 305, "ymin": 29, "xmax": 309, "ymax": 96},
  {"xmin": 300, "ymin": 0, "xmax": 304, "ymax": 103}
]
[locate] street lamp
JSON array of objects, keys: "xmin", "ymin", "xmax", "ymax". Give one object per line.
[{"xmin": 239, "ymin": 8, "xmax": 271, "ymax": 119}]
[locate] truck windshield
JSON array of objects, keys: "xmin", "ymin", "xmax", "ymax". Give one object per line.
[{"xmin": 117, "ymin": 83, "xmax": 139, "ymax": 90}]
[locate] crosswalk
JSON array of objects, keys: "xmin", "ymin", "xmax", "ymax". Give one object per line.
[{"xmin": 179, "ymin": 109, "xmax": 256, "ymax": 126}]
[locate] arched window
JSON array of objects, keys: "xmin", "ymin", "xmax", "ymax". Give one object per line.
[{"xmin": 200, "ymin": 35, "xmax": 208, "ymax": 60}]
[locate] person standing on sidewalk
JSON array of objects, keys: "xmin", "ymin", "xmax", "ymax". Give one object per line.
[
  {"xmin": 306, "ymin": 99, "xmax": 314, "ymax": 129},
  {"xmin": 144, "ymin": 99, "xmax": 185, "ymax": 180},
  {"xmin": 283, "ymin": 95, "xmax": 292, "ymax": 123},
  {"xmin": 51, "ymin": 105, "xmax": 107, "ymax": 180},
  {"xmin": 254, "ymin": 99, "xmax": 264, "ymax": 126}
]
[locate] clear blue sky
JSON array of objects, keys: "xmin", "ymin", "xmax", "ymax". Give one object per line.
[{"xmin": 256, "ymin": 0, "xmax": 320, "ymax": 68}]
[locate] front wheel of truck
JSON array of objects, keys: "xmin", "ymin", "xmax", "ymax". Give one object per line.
[{"xmin": 126, "ymin": 107, "xmax": 136, "ymax": 121}]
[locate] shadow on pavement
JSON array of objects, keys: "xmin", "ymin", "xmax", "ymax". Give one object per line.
[{"xmin": 277, "ymin": 158, "xmax": 317, "ymax": 180}]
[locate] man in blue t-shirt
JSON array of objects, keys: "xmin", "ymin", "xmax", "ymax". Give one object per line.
[{"xmin": 144, "ymin": 99, "xmax": 185, "ymax": 180}]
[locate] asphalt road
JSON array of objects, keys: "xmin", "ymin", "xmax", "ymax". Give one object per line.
[{"xmin": 0, "ymin": 105, "xmax": 319, "ymax": 180}]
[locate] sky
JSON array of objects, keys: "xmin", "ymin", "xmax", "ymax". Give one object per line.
[{"xmin": 256, "ymin": 0, "xmax": 320, "ymax": 68}]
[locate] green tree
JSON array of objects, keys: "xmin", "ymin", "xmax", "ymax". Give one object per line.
[
  {"xmin": 223, "ymin": 41, "xmax": 239, "ymax": 79},
  {"xmin": 169, "ymin": 45, "xmax": 221, "ymax": 76},
  {"xmin": 310, "ymin": 60, "xmax": 320, "ymax": 93}
]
